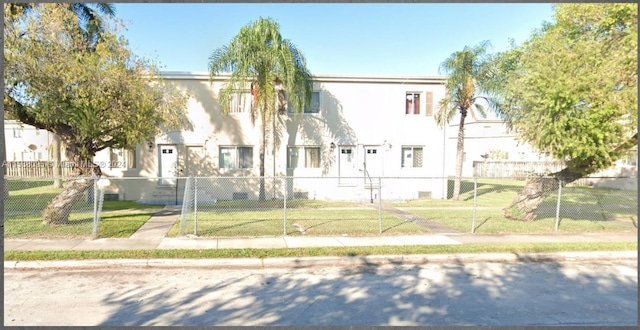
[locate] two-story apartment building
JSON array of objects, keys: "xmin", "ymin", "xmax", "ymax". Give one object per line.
[
  {"xmin": 7, "ymin": 71, "xmax": 634, "ymax": 203},
  {"xmin": 94, "ymin": 72, "xmax": 449, "ymax": 203},
  {"xmin": 4, "ymin": 120, "xmax": 54, "ymax": 161}
]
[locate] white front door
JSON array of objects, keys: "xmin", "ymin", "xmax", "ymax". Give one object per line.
[
  {"xmin": 159, "ymin": 145, "xmax": 178, "ymax": 185},
  {"xmin": 338, "ymin": 146, "xmax": 357, "ymax": 185},
  {"xmin": 363, "ymin": 146, "xmax": 382, "ymax": 178}
]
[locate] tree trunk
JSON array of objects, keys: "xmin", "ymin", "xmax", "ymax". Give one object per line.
[
  {"xmin": 42, "ymin": 155, "xmax": 101, "ymax": 225},
  {"xmin": 504, "ymin": 167, "xmax": 583, "ymax": 221},
  {"xmin": 452, "ymin": 108, "xmax": 467, "ymax": 201},
  {"xmin": 258, "ymin": 111, "xmax": 266, "ymax": 202}
]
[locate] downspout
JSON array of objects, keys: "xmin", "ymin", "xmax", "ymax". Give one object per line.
[
  {"xmin": 442, "ymin": 117, "xmax": 447, "ymax": 199},
  {"xmin": 273, "ymin": 110, "xmax": 277, "ymax": 199}
]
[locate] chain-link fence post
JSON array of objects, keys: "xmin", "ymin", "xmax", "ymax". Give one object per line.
[
  {"xmin": 555, "ymin": 177, "xmax": 563, "ymax": 231},
  {"xmin": 194, "ymin": 176, "xmax": 198, "ymax": 236},
  {"xmin": 179, "ymin": 176, "xmax": 194, "ymax": 236},
  {"xmin": 471, "ymin": 175, "xmax": 478, "ymax": 234},
  {"xmin": 378, "ymin": 177, "xmax": 382, "ymax": 234},
  {"xmin": 92, "ymin": 176, "xmax": 99, "ymax": 239},
  {"xmin": 283, "ymin": 176, "xmax": 287, "ymax": 236}
]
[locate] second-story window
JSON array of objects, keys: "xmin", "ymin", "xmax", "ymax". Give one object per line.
[
  {"xmin": 288, "ymin": 91, "xmax": 321, "ymax": 114},
  {"xmin": 406, "ymin": 92, "xmax": 420, "ymax": 115},
  {"xmin": 406, "ymin": 91, "xmax": 434, "ymax": 115},
  {"xmin": 230, "ymin": 91, "xmax": 252, "ymax": 113}
]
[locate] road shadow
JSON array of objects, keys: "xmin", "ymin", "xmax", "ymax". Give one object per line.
[{"xmin": 97, "ymin": 258, "xmax": 637, "ymax": 326}]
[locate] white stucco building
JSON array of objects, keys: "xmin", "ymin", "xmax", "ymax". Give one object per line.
[{"xmin": 6, "ymin": 71, "xmax": 635, "ymax": 203}]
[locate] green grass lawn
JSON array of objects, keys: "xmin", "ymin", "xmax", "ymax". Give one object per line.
[
  {"xmin": 5, "ymin": 242, "xmax": 637, "ymax": 261},
  {"xmin": 171, "ymin": 208, "xmax": 429, "ymax": 237},
  {"xmin": 394, "ymin": 179, "xmax": 637, "ymax": 234},
  {"xmin": 4, "ymin": 180, "xmax": 162, "ymax": 238},
  {"xmin": 5, "ymin": 178, "xmax": 637, "ymax": 238},
  {"xmin": 197, "ymin": 199, "xmax": 361, "ymax": 210}
]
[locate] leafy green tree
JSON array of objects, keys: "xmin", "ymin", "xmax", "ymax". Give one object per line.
[
  {"xmin": 435, "ymin": 40, "xmax": 498, "ymax": 201},
  {"xmin": 488, "ymin": 3, "xmax": 637, "ymax": 221},
  {"xmin": 4, "ymin": 4, "xmax": 190, "ymax": 224},
  {"xmin": 3, "ymin": 3, "xmax": 116, "ymax": 191},
  {"xmin": 208, "ymin": 17, "xmax": 314, "ymax": 201}
]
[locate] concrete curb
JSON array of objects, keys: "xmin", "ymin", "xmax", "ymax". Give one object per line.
[{"xmin": 4, "ymin": 251, "xmax": 637, "ymax": 270}]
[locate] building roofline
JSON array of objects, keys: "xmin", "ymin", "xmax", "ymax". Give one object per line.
[{"xmin": 160, "ymin": 71, "xmax": 446, "ymax": 84}]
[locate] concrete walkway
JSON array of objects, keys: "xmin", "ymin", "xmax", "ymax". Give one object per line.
[
  {"xmin": 3, "ymin": 205, "xmax": 637, "ymax": 252},
  {"xmin": 129, "ymin": 205, "xmax": 181, "ymax": 239},
  {"xmin": 379, "ymin": 204, "xmax": 462, "ymax": 234}
]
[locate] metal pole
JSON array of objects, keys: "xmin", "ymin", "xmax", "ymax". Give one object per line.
[
  {"xmin": 378, "ymin": 177, "xmax": 382, "ymax": 234},
  {"xmin": 175, "ymin": 175, "xmax": 178, "ymax": 206},
  {"xmin": 92, "ymin": 176, "xmax": 98, "ymax": 239},
  {"xmin": 283, "ymin": 176, "xmax": 287, "ymax": 236},
  {"xmin": 194, "ymin": 176, "xmax": 198, "ymax": 236},
  {"xmin": 471, "ymin": 176, "xmax": 477, "ymax": 234},
  {"xmin": 555, "ymin": 177, "xmax": 562, "ymax": 231}
]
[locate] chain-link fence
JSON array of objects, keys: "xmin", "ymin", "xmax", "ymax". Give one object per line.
[
  {"xmin": 4, "ymin": 175, "xmax": 637, "ymax": 239},
  {"xmin": 177, "ymin": 175, "xmax": 637, "ymax": 237},
  {"xmin": 4, "ymin": 177, "xmax": 104, "ymax": 239}
]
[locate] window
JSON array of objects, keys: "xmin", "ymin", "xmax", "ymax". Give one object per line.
[
  {"xmin": 13, "ymin": 128, "xmax": 22, "ymax": 138},
  {"xmin": 109, "ymin": 148, "xmax": 136, "ymax": 169},
  {"xmin": 406, "ymin": 92, "xmax": 420, "ymax": 115},
  {"xmin": 402, "ymin": 147, "xmax": 423, "ymax": 168},
  {"xmin": 288, "ymin": 146, "xmax": 320, "ymax": 168},
  {"xmin": 288, "ymin": 91, "xmax": 320, "ymax": 114},
  {"xmin": 407, "ymin": 92, "xmax": 433, "ymax": 115},
  {"xmin": 229, "ymin": 91, "xmax": 252, "ymax": 113},
  {"xmin": 219, "ymin": 146, "xmax": 253, "ymax": 169},
  {"xmin": 305, "ymin": 147, "xmax": 320, "ymax": 168}
]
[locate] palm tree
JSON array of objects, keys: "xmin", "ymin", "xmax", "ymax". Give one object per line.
[
  {"xmin": 6, "ymin": 3, "xmax": 115, "ymax": 45},
  {"xmin": 208, "ymin": 17, "xmax": 314, "ymax": 201},
  {"xmin": 435, "ymin": 40, "xmax": 497, "ymax": 201}
]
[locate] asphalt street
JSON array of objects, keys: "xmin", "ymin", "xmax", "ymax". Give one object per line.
[{"xmin": 4, "ymin": 259, "xmax": 637, "ymax": 326}]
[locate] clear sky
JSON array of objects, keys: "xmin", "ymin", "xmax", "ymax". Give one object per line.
[{"xmin": 114, "ymin": 3, "xmax": 555, "ymax": 76}]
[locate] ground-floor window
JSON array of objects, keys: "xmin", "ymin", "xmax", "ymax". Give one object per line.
[
  {"xmin": 219, "ymin": 146, "xmax": 253, "ymax": 169},
  {"xmin": 288, "ymin": 146, "xmax": 321, "ymax": 168},
  {"xmin": 401, "ymin": 146, "xmax": 423, "ymax": 168},
  {"xmin": 109, "ymin": 147, "xmax": 136, "ymax": 169}
]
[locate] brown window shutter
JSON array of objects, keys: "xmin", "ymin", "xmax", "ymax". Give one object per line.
[
  {"xmin": 406, "ymin": 94, "xmax": 411, "ymax": 114},
  {"xmin": 425, "ymin": 92, "xmax": 433, "ymax": 116}
]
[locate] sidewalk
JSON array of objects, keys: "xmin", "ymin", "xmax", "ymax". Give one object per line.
[
  {"xmin": 5, "ymin": 232, "xmax": 637, "ymax": 252},
  {"xmin": 4, "ymin": 205, "xmax": 638, "ymax": 252}
]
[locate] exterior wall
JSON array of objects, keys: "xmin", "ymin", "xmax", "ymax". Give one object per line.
[
  {"xmin": 101, "ymin": 72, "xmax": 450, "ymax": 203},
  {"xmin": 4, "ymin": 120, "xmax": 54, "ymax": 161},
  {"xmin": 5, "ymin": 73, "xmax": 636, "ymax": 200},
  {"xmin": 444, "ymin": 111, "xmax": 551, "ymax": 178}
]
